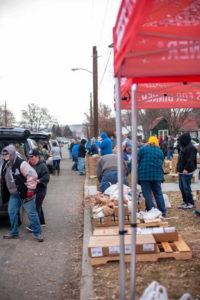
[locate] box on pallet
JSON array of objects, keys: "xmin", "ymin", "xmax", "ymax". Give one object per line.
[
  {"xmin": 87, "ymin": 155, "xmax": 100, "ymax": 177},
  {"xmin": 164, "ymin": 160, "xmax": 171, "ymax": 174},
  {"xmin": 114, "ymin": 205, "xmax": 129, "ymax": 216},
  {"xmin": 92, "ymin": 214, "xmax": 131, "ymax": 227},
  {"xmin": 88, "ymin": 234, "xmax": 157, "ymax": 258},
  {"xmin": 196, "ymin": 191, "xmax": 200, "ymax": 211}
]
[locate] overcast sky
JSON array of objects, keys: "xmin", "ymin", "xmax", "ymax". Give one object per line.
[{"xmin": 0, "ymin": 0, "xmax": 121, "ymax": 125}]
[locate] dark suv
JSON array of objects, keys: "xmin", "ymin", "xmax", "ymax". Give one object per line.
[
  {"xmin": 29, "ymin": 131, "xmax": 53, "ymax": 173},
  {"xmin": 0, "ymin": 127, "xmax": 38, "ymax": 219}
]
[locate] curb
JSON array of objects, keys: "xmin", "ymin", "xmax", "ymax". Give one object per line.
[{"xmin": 80, "ymin": 179, "xmax": 97, "ymax": 300}]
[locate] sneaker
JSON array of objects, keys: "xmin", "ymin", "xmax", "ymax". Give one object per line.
[
  {"xmin": 182, "ymin": 204, "xmax": 195, "ymax": 209},
  {"xmin": 35, "ymin": 234, "xmax": 44, "ymax": 242},
  {"xmin": 26, "ymin": 226, "xmax": 33, "ymax": 232},
  {"xmin": 41, "ymin": 224, "xmax": 46, "ymax": 227},
  {"xmin": 177, "ymin": 203, "xmax": 187, "ymax": 209},
  {"xmin": 3, "ymin": 233, "xmax": 19, "ymax": 239}
]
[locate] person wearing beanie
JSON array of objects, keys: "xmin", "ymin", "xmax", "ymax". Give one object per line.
[
  {"xmin": 137, "ymin": 136, "xmax": 166, "ymax": 217},
  {"xmin": 0, "ymin": 145, "xmax": 43, "ymax": 242},
  {"xmin": 177, "ymin": 133, "xmax": 197, "ymax": 209}
]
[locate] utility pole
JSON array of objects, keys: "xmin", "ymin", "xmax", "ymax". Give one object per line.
[
  {"xmin": 4, "ymin": 101, "xmax": 7, "ymax": 127},
  {"xmin": 93, "ymin": 46, "xmax": 98, "ymax": 138},
  {"xmin": 90, "ymin": 93, "xmax": 93, "ymax": 137}
]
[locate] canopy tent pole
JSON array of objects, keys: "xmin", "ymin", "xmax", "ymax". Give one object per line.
[
  {"xmin": 129, "ymin": 84, "xmax": 138, "ymax": 300},
  {"xmin": 115, "ymin": 77, "xmax": 126, "ymax": 300}
]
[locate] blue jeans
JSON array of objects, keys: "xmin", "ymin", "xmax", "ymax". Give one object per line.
[
  {"xmin": 179, "ymin": 174, "xmax": 194, "ymax": 205},
  {"xmin": 167, "ymin": 149, "xmax": 174, "ymax": 160},
  {"xmin": 8, "ymin": 194, "xmax": 41, "ymax": 236},
  {"xmin": 140, "ymin": 181, "xmax": 166, "ymax": 216},
  {"xmin": 72, "ymin": 155, "xmax": 78, "ymax": 170},
  {"xmin": 100, "ymin": 170, "xmax": 128, "ymax": 193},
  {"xmin": 53, "ymin": 159, "xmax": 60, "ymax": 171},
  {"xmin": 78, "ymin": 157, "xmax": 85, "ymax": 174}
]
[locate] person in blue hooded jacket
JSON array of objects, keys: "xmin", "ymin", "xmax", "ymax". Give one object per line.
[{"xmin": 99, "ymin": 132, "xmax": 113, "ymax": 156}]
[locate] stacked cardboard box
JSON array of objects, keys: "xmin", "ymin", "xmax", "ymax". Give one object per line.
[
  {"xmin": 164, "ymin": 159, "xmax": 171, "ymax": 174},
  {"xmin": 88, "ymin": 234, "xmax": 157, "ymax": 258},
  {"xmin": 195, "ymin": 191, "xmax": 200, "ymax": 211},
  {"xmin": 88, "ymin": 155, "xmax": 100, "ymax": 177},
  {"xmin": 171, "ymin": 153, "xmax": 178, "ymax": 173},
  {"xmin": 92, "ymin": 215, "xmax": 131, "ymax": 227}
]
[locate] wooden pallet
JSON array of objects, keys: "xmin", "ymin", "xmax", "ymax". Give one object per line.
[{"xmin": 90, "ymin": 234, "xmax": 192, "ymax": 266}]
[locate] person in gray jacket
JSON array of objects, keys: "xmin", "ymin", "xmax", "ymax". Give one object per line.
[
  {"xmin": 96, "ymin": 154, "xmax": 128, "ymax": 193},
  {"xmin": 1, "ymin": 145, "xmax": 43, "ymax": 242}
]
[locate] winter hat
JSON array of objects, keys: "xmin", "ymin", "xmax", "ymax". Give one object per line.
[
  {"xmin": 148, "ymin": 136, "xmax": 159, "ymax": 145},
  {"xmin": 1, "ymin": 149, "xmax": 9, "ymax": 155},
  {"xmin": 179, "ymin": 133, "xmax": 191, "ymax": 147},
  {"xmin": 29, "ymin": 149, "xmax": 40, "ymax": 157}
]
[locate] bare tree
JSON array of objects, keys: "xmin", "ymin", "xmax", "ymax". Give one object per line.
[
  {"xmin": 83, "ymin": 103, "xmax": 116, "ymax": 137},
  {"xmin": 0, "ymin": 104, "xmax": 15, "ymax": 127},
  {"xmin": 162, "ymin": 108, "xmax": 192, "ymax": 136},
  {"xmin": 98, "ymin": 103, "xmax": 115, "ymax": 136},
  {"xmin": 21, "ymin": 103, "xmax": 55, "ymax": 130}
]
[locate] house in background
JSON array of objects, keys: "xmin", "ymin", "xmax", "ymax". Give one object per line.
[
  {"xmin": 179, "ymin": 117, "xmax": 199, "ymax": 141},
  {"xmin": 149, "ymin": 116, "xmax": 199, "ymax": 140},
  {"xmin": 149, "ymin": 117, "xmax": 169, "ymax": 139}
]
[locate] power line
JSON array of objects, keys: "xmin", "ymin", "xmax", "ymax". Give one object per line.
[{"xmin": 99, "ymin": 49, "xmax": 112, "ymax": 88}]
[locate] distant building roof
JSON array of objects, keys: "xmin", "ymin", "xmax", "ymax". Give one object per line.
[
  {"xmin": 179, "ymin": 117, "xmax": 199, "ymax": 132},
  {"xmin": 149, "ymin": 117, "xmax": 165, "ymax": 130}
]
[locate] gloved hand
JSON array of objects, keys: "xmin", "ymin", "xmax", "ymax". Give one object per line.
[{"xmin": 26, "ymin": 189, "xmax": 35, "ymax": 200}]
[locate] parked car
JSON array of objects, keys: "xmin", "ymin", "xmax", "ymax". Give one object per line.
[
  {"xmin": 0, "ymin": 127, "xmax": 38, "ymax": 220},
  {"xmin": 173, "ymin": 137, "xmax": 199, "ymax": 150},
  {"xmin": 29, "ymin": 131, "xmax": 53, "ymax": 173}
]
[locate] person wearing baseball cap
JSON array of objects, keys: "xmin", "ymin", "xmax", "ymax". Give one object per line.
[
  {"xmin": 138, "ymin": 136, "xmax": 166, "ymax": 217},
  {"xmin": 28, "ymin": 148, "xmax": 50, "ymax": 229}
]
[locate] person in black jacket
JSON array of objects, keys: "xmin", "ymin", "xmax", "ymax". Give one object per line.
[
  {"xmin": 177, "ymin": 133, "xmax": 197, "ymax": 209},
  {"xmin": 28, "ymin": 149, "xmax": 50, "ymax": 227},
  {"xmin": 78, "ymin": 139, "xmax": 87, "ymax": 175}
]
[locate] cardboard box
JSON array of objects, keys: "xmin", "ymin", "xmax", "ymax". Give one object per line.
[
  {"xmin": 92, "ymin": 216, "xmax": 115, "ymax": 227},
  {"xmin": 88, "ymin": 234, "xmax": 157, "ymax": 257},
  {"xmin": 114, "ymin": 205, "xmax": 129, "ymax": 216},
  {"xmin": 196, "ymin": 200, "xmax": 200, "ymax": 211},
  {"xmin": 164, "ymin": 160, "xmax": 171, "ymax": 174},
  {"xmin": 153, "ymin": 231, "xmax": 179, "ymax": 242}
]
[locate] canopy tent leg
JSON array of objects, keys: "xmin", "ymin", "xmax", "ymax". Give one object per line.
[
  {"xmin": 129, "ymin": 84, "xmax": 138, "ymax": 300},
  {"xmin": 115, "ymin": 77, "xmax": 126, "ymax": 300}
]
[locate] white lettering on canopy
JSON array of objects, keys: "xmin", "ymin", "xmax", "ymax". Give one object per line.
[
  {"xmin": 140, "ymin": 92, "xmax": 200, "ymax": 103},
  {"xmin": 161, "ymin": 40, "xmax": 200, "ymax": 60},
  {"xmin": 115, "ymin": 0, "xmax": 136, "ymax": 51}
]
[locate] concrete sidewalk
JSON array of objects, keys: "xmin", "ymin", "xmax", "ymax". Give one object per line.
[{"xmin": 80, "ymin": 179, "xmax": 97, "ymax": 300}]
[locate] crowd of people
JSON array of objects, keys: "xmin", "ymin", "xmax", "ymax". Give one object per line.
[
  {"xmin": 2, "ymin": 130, "xmax": 199, "ymax": 243},
  {"xmin": 68, "ymin": 131, "xmax": 199, "ymax": 218}
]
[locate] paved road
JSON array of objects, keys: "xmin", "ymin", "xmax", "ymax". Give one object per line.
[{"xmin": 0, "ymin": 145, "xmax": 84, "ymax": 300}]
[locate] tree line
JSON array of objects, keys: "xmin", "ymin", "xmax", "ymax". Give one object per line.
[{"xmin": 0, "ymin": 102, "xmax": 199, "ymax": 139}]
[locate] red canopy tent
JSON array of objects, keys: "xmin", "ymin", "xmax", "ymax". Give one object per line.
[
  {"xmin": 120, "ymin": 78, "xmax": 200, "ymax": 109},
  {"xmin": 112, "ymin": 1, "xmax": 200, "ymax": 299}
]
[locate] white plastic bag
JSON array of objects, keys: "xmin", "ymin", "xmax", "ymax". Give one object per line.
[
  {"xmin": 140, "ymin": 281, "xmax": 168, "ymax": 300},
  {"xmin": 163, "ymin": 194, "xmax": 171, "ymax": 208},
  {"xmin": 179, "ymin": 293, "xmax": 193, "ymax": 300},
  {"xmin": 138, "ymin": 208, "xmax": 162, "ymax": 220},
  {"xmin": 103, "ymin": 183, "xmax": 131, "ymax": 200}
]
